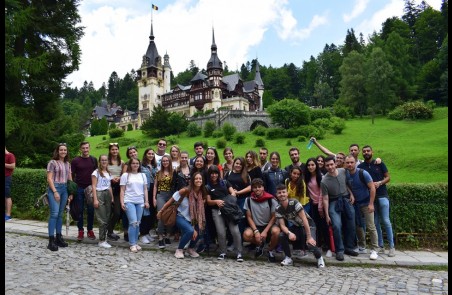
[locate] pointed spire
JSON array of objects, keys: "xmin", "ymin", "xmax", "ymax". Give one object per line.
[
  {"xmin": 211, "ymin": 27, "xmax": 217, "ymax": 52},
  {"xmin": 254, "ymin": 59, "xmax": 264, "ymax": 88},
  {"xmin": 150, "ymin": 19, "xmax": 155, "ymax": 41}
]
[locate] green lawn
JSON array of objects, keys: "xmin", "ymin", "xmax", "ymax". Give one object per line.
[{"xmin": 86, "ymin": 107, "xmax": 448, "ymax": 184}]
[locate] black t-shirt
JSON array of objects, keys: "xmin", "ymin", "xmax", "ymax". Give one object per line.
[
  {"xmin": 207, "ymin": 180, "xmax": 231, "ymax": 210},
  {"xmin": 225, "ymin": 171, "xmax": 250, "ymax": 197}
]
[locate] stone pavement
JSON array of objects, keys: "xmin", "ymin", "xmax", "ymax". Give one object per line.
[{"xmin": 5, "ymin": 218, "xmax": 448, "ymax": 267}]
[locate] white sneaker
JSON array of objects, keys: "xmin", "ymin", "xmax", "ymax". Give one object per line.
[
  {"xmin": 281, "ymin": 256, "xmax": 293, "ymax": 266},
  {"xmin": 326, "ymin": 250, "xmax": 333, "ymax": 258},
  {"xmin": 174, "ymin": 249, "xmax": 184, "ymax": 259},
  {"xmin": 358, "ymin": 247, "xmax": 368, "ymax": 254},
  {"xmin": 317, "ymin": 256, "xmax": 325, "ymax": 268},
  {"xmin": 388, "ymin": 247, "xmax": 396, "ymax": 257},
  {"xmin": 292, "ymin": 250, "xmax": 307, "ymax": 259},
  {"xmin": 369, "ymin": 250, "xmax": 378, "ymax": 260},
  {"xmin": 98, "ymin": 241, "xmax": 112, "ymax": 248},
  {"xmin": 187, "ymin": 248, "xmax": 200, "ymax": 258},
  {"xmin": 140, "ymin": 235, "xmax": 150, "ymax": 244},
  {"xmin": 145, "ymin": 234, "xmax": 154, "ymax": 242}
]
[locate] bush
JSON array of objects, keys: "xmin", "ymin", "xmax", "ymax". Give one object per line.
[
  {"xmin": 252, "ymin": 125, "xmax": 267, "ymax": 136},
  {"xmin": 127, "ymin": 123, "xmax": 133, "ymax": 131},
  {"xmin": 255, "ymin": 138, "xmax": 265, "ymax": 147},
  {"xmin": 108, "ymin": 128, "xmax": 124, "ymax": 138},
  {"xmin": 297, "ymin": 136, "xmax": 306, "ymax": 142},
  {"xmin": 330, "ymin": 117, "xmax": 346, "ymax": 134},
  {"xmin": 222, "ymin": 123, "xmax": 237, "ymax": 141},
  {"xmin": 266, "ymin": 128, "xmax": 286, "ymax": 139},
  {"xmin": 310, "ymin": 108, "xmax": 332, "ymax": 121},
  {"xmin": 203, "ymin": 120, "xmax": 216, "ymax": 137},
  {"xmin": 426, "ymin": 100, "xmax": 436, "ymax": 110},
  {"xmin": 296, "ymin": 125, "xmax": 325, "ymax": 139},
  {"xmin": 212, "ymin": 130, "xmax": 223, "ymax": 138},
  {"xmin": 284, "ymin": 128, "xmax": 300, "ymax": 138},
  {"xmin": 286, "ymin": 140, "xmax": 292, "ymax": 146},
  {"xmin": 388, "ymin": 101, "xmax": 433, "ymax": 120},
  {"xmin": 216, "ymin": 138, "xmax": 227, "ymax": 149},
  {"xmin": 333, "ymin": 105, "xmax": 351, "ymax": 119},
  {"xmin": 233, "ymin": 133, "xmax": 246, "ymax": 144},
  {"xmin": 186, "ymin": 122, "xmax": 201, "ymax": 137},
  {"xmin": 165, "ymin": 135, "xmax": 179, "ymax": 145},
  {"xmin": 312, "ymin": 118, "xmax": 331, "ymax": 129}
]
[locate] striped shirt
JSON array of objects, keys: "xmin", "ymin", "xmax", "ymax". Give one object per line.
[{"xmin": 47, "ymin": 160, "xmax": 71, "ymax": 183}]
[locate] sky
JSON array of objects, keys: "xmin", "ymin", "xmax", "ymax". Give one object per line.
[{"xmin": 65, "ymin": 0, "xmax": 443, "ymax": 89}]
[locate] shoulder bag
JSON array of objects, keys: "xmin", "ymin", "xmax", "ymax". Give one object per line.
[{"xmin": 160, "ymin": 192, "xmax": 185, "ymax": 227}]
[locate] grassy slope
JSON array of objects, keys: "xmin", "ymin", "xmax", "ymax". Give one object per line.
[{"xmin": 86, "ymin": 107, "xmax": 448, "ymax": 184}]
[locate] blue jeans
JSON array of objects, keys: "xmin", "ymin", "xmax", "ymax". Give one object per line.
[
  {"xmin": 48, "ymin": 183, "xmax": 68, "ymax": 236},
  {"xmin": 176, "ymin": 214, "xmax": 199, "ymax": 250},
  {"xmin": 374, "ymin": 196, "xmax": 395, "ymax": 248},
  {"xmin": 125, "ymin": 202, "xmax": 144, "ymax": 246},
  {"xmin": 328, "ymin": 198, "xmax": 356, "ymax": 253},
  {"xmin": 76, "ymin": 187, "xmax": 95, "ymax": 231}
]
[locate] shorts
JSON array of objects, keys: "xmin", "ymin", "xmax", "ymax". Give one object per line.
[
  {"xmin": 251, "ymin": 224, "xmax": 279, "ymax": 243},
  {"xmin": 5, "ymin": 176, "xmax": 12, "ymax": 198}
]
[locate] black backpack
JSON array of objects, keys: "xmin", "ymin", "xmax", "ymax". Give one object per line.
[{"xmin": 220, "ymin": 194, "xmax": 245, "ymax": 224}]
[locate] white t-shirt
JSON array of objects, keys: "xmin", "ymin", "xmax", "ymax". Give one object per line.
[
  {"xmin": 92, "ymin": 169, "xmax": 112, "ymax": 191},
  {"xmin": 155, "ymin": 152, "xmax": 169, "ymax": 171},
  {"xmin": 172, "ymin": 191, "xmax": 190, "ymax": 222},
  {"xmin": 120, "ymin": 172, "xmax": 147, "ymax": 204}
]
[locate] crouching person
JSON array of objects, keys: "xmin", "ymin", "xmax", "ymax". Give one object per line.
[
  {"xmin": 242, "ymin": 178, "xmax": 280, "ymax": 262},
  {"xmin": 275, "ymin": 184, "xmax": 325, "ymax": 268}
]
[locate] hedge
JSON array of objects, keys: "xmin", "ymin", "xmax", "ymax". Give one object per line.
[{"xmin": 9, "ymin": 169, "xmax": 448, "ymax": 249}]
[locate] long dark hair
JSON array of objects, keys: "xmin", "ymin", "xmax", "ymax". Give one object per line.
[
  {"xmin": 304, "ymin": 157, "xmax": 322, "ymax": 188},
  {"xmin": 189, "ymin": 171, "xmax": 208, "ymax": 200},
  {"xmin": 288, "ymin": 165, "xmax": 305, "ymax": 196},
  {"xmin": 232, "ymin": 157, "xmax": 249, "ymax": 184},
  {"xmin": 142, "ymin": 148, "xmax": 157, "ymax": 168},
  {"xmin": 108, "ymin": 143, "xmax": 122, "ymax": 166},
  {"xmin": 52, "ymin": 143, "xmax": 70, "ymax": 162},
  {"xmin": 206, "ymin": 147, "xmax": 220, "ymax": 165}
]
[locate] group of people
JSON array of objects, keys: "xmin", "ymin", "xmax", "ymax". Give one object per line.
[{"xmin": 39, "ymin": 137, "xmax": 395, "ymax": 268}]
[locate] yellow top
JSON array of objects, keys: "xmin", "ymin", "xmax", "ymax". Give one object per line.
[{"xmin": 286, "ymin": 178, "xmax": 309, "ymax": 206}]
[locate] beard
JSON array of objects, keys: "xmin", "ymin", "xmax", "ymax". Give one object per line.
[{"xmin": 363, "ymin": 154, "xmax": 372, "ymax": 161}]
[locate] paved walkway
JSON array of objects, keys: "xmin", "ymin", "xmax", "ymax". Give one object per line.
[{"xmin": 5, "ymin": 218, "xmax": 448, "ymax": 267}]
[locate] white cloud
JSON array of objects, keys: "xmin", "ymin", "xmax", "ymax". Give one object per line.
[
  {"xmin": 276, "ymin": 8, "xmax": 328, "ymax": 42},
  {"xmin": 343, "ymin": 0, "xmax": 369, "ymax": 23}
]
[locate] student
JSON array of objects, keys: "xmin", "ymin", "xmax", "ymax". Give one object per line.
[
  {"xmin": 358, "ymin": 145, "xmax": 396, "ymax": 257},
  {"xmin": 139, "ymin": 148, "xmax": 158, "ymax": 244},
  {"xmin": 120, "ymin": 158, "xmax": 149, "ymax": 253},
  {"xmin": 155, "ymin": 139, "xmax": 169, "ymax": 171},
  {"xmin": 222, "ymin": 147, "xmax": 234, "ymax": 176},
  {"xmin": 5, "ymin": 147, "xmax": 16, "ymax": 221},
  {"xmin": 189, "ymin": 142, "xmax": 205, "ymax": 167},
  {"xmin": 46, "ymin": 143, "xmax": 73, "ymax": 251},
  {"xmin": 316, "ymin": 155, "xmax": 327, "ymax": 175},
  {"xmin": 92, "ymin": 155, "xmax": 114, "ymax": 248},
  {"xmin": 275, "ymin": 184, "xmax": 325, "ymax": 268},
  {"xmin": 262, "ymin": 151, "xmax": 288, "ymax": 198},
  {"xmin": 242, "ymin": 178, "xmax": 279, "ymax": 262},
  {"xmin": 157, "ymin": 172, "xmax": 206, "ymax": 259},
  {"xmin": 321, "ymin": 156, "xmax": 358, "ymax": 261},
  {"xmin": 205, "ymin": 147, "xmax": 223, "ymax": 179},
  {"xmin": 284, "ymin": 147, "xmax": 306, "ymax": 172},
  {"xmin": 106, "ymin": 143, "xmax": 124, "ymax": 241},
  {"xmin": 344, "ymin": 155, "xmax": 378, "ymax": 260},
  {"xmin": 245, "ymin": 150, "xmax": 263, "ymax": 181},
  {"xmin": 169, "ymin": 145, "xmax": 181, "ymax": 170},
  {"xmin": 121, "ymin": 146, "xmax": 140, "ymax": 241},
  {"xmin": 259, "ymin": 147, "xmax": 271, "ymax": 172}
]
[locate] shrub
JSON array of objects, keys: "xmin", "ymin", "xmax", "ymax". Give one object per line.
[
  {"xmin": 233, "ymin": 133, "xmax": 246, "ymax": 144},
  {"xmin": 333, "ymin": 105, "xmax": 351, "ymax": 119},
  {"xmin": 216, "ymin": 138, "xmax": 227, "ymax": 149},
  {"xmin": 108, "ymin": 128, "xmax": 124, "ymax": 138},
  {"xmin": 222, "ymin": 123, "xmax": 237, "ymax": 141},
  {"xmin": 296, "ymin": 125, "xmax": 325, "ymax": 139},
  {"xmin": 266, "ymin": 128, "xmax": 286, "ymax": 139},
  {"xmin": 252, "ymin": 125, "xmax": 267, "ymax": 136},
  {"xmin": 426, "ymin": 100, "xmax": 436, "ymax": 110},
  {"xmin": 127, "ymin": 123, "xmax": 133, "ymax": 131},
  {"xmin": 212, "ymin": 130, "xmax": 223, "ymax": 138},
  {"xmin": 102, "ymin": 136, "xmax": 106, "ymax": 140},
  {"xmin": 286, "ymin": 140, "xmax": 292, "ymax": 146},
  {"xmin": 255, "ymin": 138, "xmax": 265, "ymax": 147},
  {"xmin": 187, "ymin": 122, "xmax": 201, "ymax": 137},
  {"xmin": 297, "ymin": 136, "xmax": 306, "ymax": 142},
  {"xmin": 330, "ymin": 117, "xmax": 346, "ymax": 134},
  {"xmin": 312, "ymin": 118, "xmax": 331, "ymax": 129},
  {"xmin": 284, "ymin": 128, "xmax": 300, "ymax": 138},
  {"xmin": 310, "ymin": 108, "xmax": 332, "ymax": 121},
  {"xmin": 388, "ymin": 101, "xmax": 433, "ymax": 120},
  {"xmin": 165, "ymin": 135, "xmax": 179, "ymax": 145},
  {"xmin": 203, "ymin": 120, "xmax": 216, "ymax": 137}
]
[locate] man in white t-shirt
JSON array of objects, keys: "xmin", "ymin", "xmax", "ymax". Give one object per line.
[{"xmin": 155, "ymin": 138, "xmax": 169, "ymax": 171}]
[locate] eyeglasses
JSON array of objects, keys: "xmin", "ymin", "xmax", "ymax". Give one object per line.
[
  {"xmin": 127, "ymin": 146, "xmax": 137, "ymax": 151},
  {"xmin": 158, "ymin": 143, "xmax": 166, "ymax": 146},
  {"xmin": 109, "ymin": 143, "xmax": 119, "ymax": 146}
]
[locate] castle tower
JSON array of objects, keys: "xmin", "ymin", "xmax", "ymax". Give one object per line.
[
  {"xmin": 254, "ymin": 60, "xmax": 265, "ymax": 111},
  {"xmin": 137, "ymin": 20, "xmax": 165, "ymax": 123},
  {"xmin": 207, "ymin": 28, "xmax": 223, "ymax": 110},
  {"xmin": 163, "ymin": 51, "xmax": 171, "ymax": 93}
]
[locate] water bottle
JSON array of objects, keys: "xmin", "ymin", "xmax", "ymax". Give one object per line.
[{"xmin": 307, "ymin": 138, "xmax": 314, "ymax": 150}]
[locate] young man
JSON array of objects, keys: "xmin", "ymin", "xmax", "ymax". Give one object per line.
[
  {"xmin": 284, "ymin": 147, "xmax": 306, "ymax": 172},
  {"xmin": 259, "ymin": 147, "xmax": 271, "ymax": 172},
  {"xmin": 358, "ymin": 145, "xmax": 396, "ymax": 257},
  {"xmin": 189, "ymin": 141, "xmax": 205, "ymax": 167},
  {"xmin": 242, "ymin": 178, "xmax": 280, "ymax": 262},
  {"xmin": 275, "ymin": 184, "xmax": 325, "ymax": 268},
  {"xmin": 5, "ymin": 147, "xmax": 16, "ymax": 221},
  {"xmin": 321, "ymin": 156, "xmax": 358, "ymax": 261},
  {"xmin": 71, "ymin": 141, "xmax": 98, "ymax": 241},
  {"xmin": 155, "ymin": 138, "xmax": 169, "ymax": 171},
  {"xmin": 344, "ymin": 155, "xmax": 378, "ymax": 260}
]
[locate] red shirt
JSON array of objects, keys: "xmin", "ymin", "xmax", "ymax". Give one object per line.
[{"xmin": 5, "ymin": 152, "xmax": 15, "ymax": 177}]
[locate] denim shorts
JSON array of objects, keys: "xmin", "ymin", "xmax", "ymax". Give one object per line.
[{"xmin": 5, "ymin": 176, "xmax": 12, "ymax": 197}]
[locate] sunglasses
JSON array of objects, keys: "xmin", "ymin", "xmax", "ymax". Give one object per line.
[
  {"xmin": 158, "ymin": 143, "xmax": 166, "ymax": 146},
  {"xmin": 109, "ymin": 143, "xmax": 119, "ymax": 147},
  {"xmin": 208, "ymin": 146, "xmax": 216, "ymax": 150},
  {"xmin": 127, "ymin": 146, "xmax": 137, "ymax": 151},
  {"xmin": 59, "ymin": 143, "xmax": 67, "ymax": 146}
]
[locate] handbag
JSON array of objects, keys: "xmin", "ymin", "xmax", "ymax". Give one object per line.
[
  {"xmin": 84, "ymin": 185, "xmax": 94, "ymax": 206},
  {"xmin": 160, "ymin": 193, "xmax": 185, "ymax": 227},
  {"xmin": 35, "ymin": 189, "xmax": 49, "ymax": 208}
]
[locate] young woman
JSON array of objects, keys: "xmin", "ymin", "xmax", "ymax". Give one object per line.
[
  {"xmin": 120, "ymin": 146, "xmax": 139, "ymax": 242},
  {"xmin": 316, "ymin": 155, "xmax": 327, "ymax": 175},
  {"xmin": 305, "ymin": 157, "xmax": 331, "ymax": 257},
  {"xmin": 206, "ymin": 165, "xmax": 243, "ymax": 262},
  {"xmin": 120, "ymin": 158, "xmax": 149, "ymax": 253},
  {"xmin": 139, "ymin": 148, "xmax": 158, "ymax": 244},
  {"xmin": 46, "ymin": 143, "xmax": 73, "ymax": 251},
  {"xmin": 169, "ymin": 145, "xmax": 181, "ymax": 170},
  {"xmin": 190, "ymin": 155, "xmax": 208, "ymax": 181},
  {"xmin": 92, "ymin": 155, "xmax": 114, "ymax": 248},
  {"xmin": 157, "ymin": 171, "xmax": 207, "ymax": 259},
  {"xmin": 205, "ymin": 147, "xmax": 223, "ymax": 179},
  {"xmin": 222, "ymin": 147, "xmax": 234, "ymax": 176},
  {"xmin": 262, "ymin": 151, "xmax": 288, "ymax": 198},
  {"xmin": 153, "ymin": 154, "xmax": 174, "ymax": 249},
  {"xmin": 225, "ymin": 157, "xmax": 251, "ymax": 236},
  {"xmin": 107, "ymin": 143, "xmax": 124, "ymax": 241},
  {"xmin": 245, "ymin": 150, "xmax": 263, "ymax": 181}
]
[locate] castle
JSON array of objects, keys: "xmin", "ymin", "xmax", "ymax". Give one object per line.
[{"xmin": 136, "ymin": 21, "xmax": 265, "ymax": 127}]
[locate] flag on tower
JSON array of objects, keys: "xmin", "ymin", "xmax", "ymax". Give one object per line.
[{"xmin": 152, "ymin": 4, "xmax": 158, "ymax": 11}]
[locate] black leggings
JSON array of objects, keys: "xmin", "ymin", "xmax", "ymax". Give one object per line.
[{"xmin": 279, "ymin": 225, "xmax": 322, "ymax": 259}]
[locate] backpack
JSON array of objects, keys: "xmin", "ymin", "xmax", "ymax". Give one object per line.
[
  {"xmin": 346, "ymin": 168, "xmax": 368, "ymax": 189},
  {"xmin": 220, "ymin": 194, "xmax": 245, "ymax": 224}
]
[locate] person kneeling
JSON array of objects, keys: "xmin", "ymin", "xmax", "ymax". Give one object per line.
[{"xmin": 275, "ymin": 184, "xmax": 325, "ymax": 268}]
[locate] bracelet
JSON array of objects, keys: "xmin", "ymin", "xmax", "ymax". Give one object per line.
[
  {"xmin": 53, "ymin": 191, "xmax": 57, "ymax": 193},
  {"xmin": 287, "ymin": 231, "xmax": 292, "ymax": 235},
  {"xmin": 253, "ymin": 229, "xmax": 259, "ymax": 234}
]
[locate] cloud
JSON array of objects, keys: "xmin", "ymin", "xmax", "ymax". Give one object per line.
[
  {"xmin": 276, "ymin": 8, "xmax": 328, "ymax": 42},
  {"xmin": 343, "ymin": 0, "xmax": 369, "ymax": 23}
]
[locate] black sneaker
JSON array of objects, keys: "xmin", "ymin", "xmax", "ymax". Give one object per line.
[
  {"xmin": 107, "ymin": 233, "xmax": 120, "ymax": 241},
  {"xmin": 196, "ymin": 244, "xmax": 206, "ymax": 253},
  {"xmin": 336, "ymin": 252, "xmax": 344, "ymax": 261},
  {"xmin": 344, "ymin": 249, "xmax": 359, "ymax": 256},
  {"xmin": 267, "ymin": 251, "xmax": 276, "ymax": 263},
  {"xmin": 254, "ymin": 246, "xmax": 264, "ymax": 258},
  {"xmin": 217, "ymin": 253, "xmax": 226, "ymax": 260},
  {"xmin": 158, "ymin": 240, "xmax": 165, "ymax": 249},
  {"xmin": 236, "ymin": 253, "xmax": 244, "ymax": 262},
  {"xmin": 164, "ymin": 238, "xmax": 171, "ymax": 245}
]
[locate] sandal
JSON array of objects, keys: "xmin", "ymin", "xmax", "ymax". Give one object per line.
[
  {"xmin": 130, "ymin": 245, "xmax": 137, "ymax": 253},
  {"xmin": 136, "ymin": 245, "xmax": 142, "ymax": 251}
]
